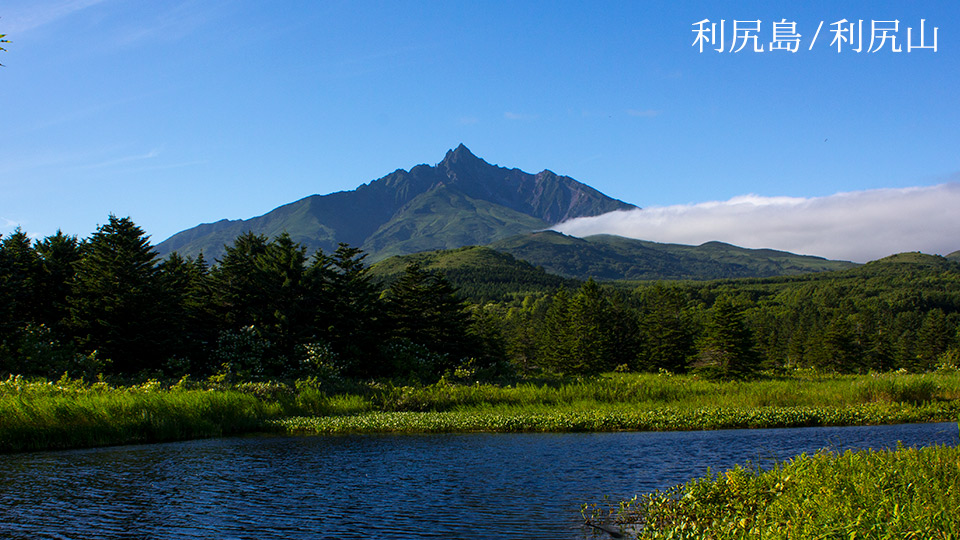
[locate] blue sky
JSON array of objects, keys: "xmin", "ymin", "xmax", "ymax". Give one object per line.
[{"xmin": 1, "ymin": 1, "xmax": 957, "ymax": 261}]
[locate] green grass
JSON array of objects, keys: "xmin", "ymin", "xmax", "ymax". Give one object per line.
[
  {"xmin": 4, "ymin": 371, "xmax": 960, "ymax": 452},
  {"xmin": 585, "ymin": 441, "xmax": 960, "ymax": 539},
  {"xmin": 0, "ymin": 376, "xmax": 279, "ymax": 453}
]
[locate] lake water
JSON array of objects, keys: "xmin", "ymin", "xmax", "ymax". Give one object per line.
[{"xmin": 1, "ymin": 422, "xmax": 957, "ymax": 539}]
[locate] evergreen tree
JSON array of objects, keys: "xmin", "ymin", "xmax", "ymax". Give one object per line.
[
  {"xmin": 318, "ymin": 244, "xmax": 386, "ymax": 378},
  {"xmin": 35, "ymin": 231, "xmax": 82, "ymax": 332},
  {"xmin": 0, "ymin": 229, "xmax": 42, "ymax": 328},
  {"xmin": 67, "ymin": 215, "xmax": 169, "ymax": 374},
  {"xmin": 209, "ymin": 232, "xmax": 315, "ymax": 378},
  {"xmin": 639, "ymin": 284, "xmax": 694, "ymax": 373},
  {"xmin": 209, "ymin": 231, "xmax": 270, "ymax": 329},
  {"xmin": 565, "ymin": 279, "xmax": 614, "ymax": 373},
  {"xmin": 815, "ymin": 317, "xmax": 862, "ymax": 373},
  {"xmin": 917, "ymin": 308, "xmax": 953, "ymax": 369},
  {"xmin": 537, "ymin": 287, "xmax": 572, "ymax": 373},
  {"xmin": 384, "ymin": 263, "xmax": 472, "ymax": 377},
  {"xmin": 158, "ymin": 252, "xmax": 215, "ymax": 374},
  {"xmin": 696, "ymin": 295, "xmax": 759, "ymax": 379}
]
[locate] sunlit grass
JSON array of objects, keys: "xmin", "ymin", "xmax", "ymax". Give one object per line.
[
  {"xmin": 0, "ymin": 376, "xmax": 278, "ymax": 453},
  {"xmin": 3, "ymin": 371, "xmax": 960, "ymax": 451},
  {"xmin": 585, "ymin": 441, "xmax": 960, "ymax": 539}
]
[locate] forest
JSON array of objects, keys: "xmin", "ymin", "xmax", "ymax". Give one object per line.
[{"xmin": 2, "ymin": 215, "xmax": 959, "ymax": 383}]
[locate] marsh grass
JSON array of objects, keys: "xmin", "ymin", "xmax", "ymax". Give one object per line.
[
  {"xmin": 0, "ymin": 376, "xmax": 278, "ymax": 453},
  {"xmin": 279, "ymin": 371, "xmax": 960, "ymax": 434},
  {"xmin": 3, "ymin": 371, "xmax": 960, "ymax": 451},
  {"xmin": 586, "ymin": 442, "xmax": 960, "ymax": 539}
]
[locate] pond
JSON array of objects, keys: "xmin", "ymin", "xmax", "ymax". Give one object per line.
[{"xmin": 1, "ymin": 422, "xmax": 957, "ymax": 539}]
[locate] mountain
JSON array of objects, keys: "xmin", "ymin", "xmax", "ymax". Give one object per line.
[
  {"xmin": 156, "ymin": 144, "xmax": 637, "ymax": 261},
  {"xmin": 486, "ymin": 231, "xmax": 858, "ymax": 281},
  {"xmin": 946, "ymin": 250, "xmax": 960, "ymax": 262}
]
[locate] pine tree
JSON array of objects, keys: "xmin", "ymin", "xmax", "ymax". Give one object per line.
[
  {"xmin": 67, "ymin": 215, "xmax": 169, "ymax": 374},
  {"xmin": 317, "ymin": 244, "xmax": 386, "ymax": 378},
  {"xmin": 158, "ymin": 252, "xmax": 215, "ymax": 374},
  {"xmin": 35, "ymin": 230, "xmax": 82, "ymax": 332},
  {"xmin": 537, "ymin": 288, "xmax": 572, "ymax": 373},
  {"xmin": 384, "ymin": 263, "xmax": 472, "ymax": 378},
  {"xmin": 0, "ymin": 229, "xmax": 42, "ymax": 331},
  {"xmin": 696, "ymin": 295, "xmax": 759, "ymax": 379},
  {"xmin": 639, "ymin": 284, "xmax": 694, "ymax": 373}
]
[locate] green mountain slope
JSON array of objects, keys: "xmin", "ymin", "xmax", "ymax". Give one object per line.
[
  {"xmin": 156, "ymin": 144, "xmax": 636, "ymax": 261},
  {"xmin": 487, "ymin": 231, "xmax": 858, "ymax": 280},
  {"xmin": 360, "ymin": 185, "xmax": 548, "ymax": 261},
  {"xmin": 369, "ymin": 245, "xmax": 576, "ymax": 302}
]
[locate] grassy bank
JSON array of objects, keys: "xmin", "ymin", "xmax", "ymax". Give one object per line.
[
  {"xmin": 585, "ymin": 442, "xmax": 960, "ymax": 539},
  {"xmin": 0, "ymin": 376, "xmax": 279, "ymax": 453},
  {"xmin": 3, "ymin": 371, "xmax": 960, "ymax": 452},
  {"xmin": 276, "ymin": 401, "xmax": 960, "ymax": 434},
  {"xmin": 281, "ymin": 370, "xmax": 960, "ymax": 434}
]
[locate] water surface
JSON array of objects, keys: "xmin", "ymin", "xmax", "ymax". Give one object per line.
[{"xmin": 1, "ymin": 422, "xmax": 957, "ymax": 539}]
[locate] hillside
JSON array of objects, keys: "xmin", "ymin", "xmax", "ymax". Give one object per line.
[
  {"xmin": 487, "ymin": 231, "xmax": 857, "ymax": 281},
  {"xmin": 369, "ymin": 245, "xmax": 576, "ymax": 303},
  {"xmin": 156, "ymin": 145, "xmax": 636, "ymax": 261}
]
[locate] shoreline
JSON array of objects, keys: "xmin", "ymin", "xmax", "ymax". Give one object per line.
[{"xmin": 3, "ymin": 372, "xmax": 959, "ymax": 453}]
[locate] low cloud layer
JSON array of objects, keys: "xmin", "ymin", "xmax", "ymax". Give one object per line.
[{"xmin": 553, "ymin": 184, "xmax": 960, "ymax": 263}]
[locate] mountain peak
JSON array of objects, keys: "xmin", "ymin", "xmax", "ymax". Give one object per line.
[
  {"xmin": 157, "ymin": 145, "xmax": 637, "ymax": 261},
  {"xmin": 441, "ymin": 143, "xmax": 482, "ymax": 167}
]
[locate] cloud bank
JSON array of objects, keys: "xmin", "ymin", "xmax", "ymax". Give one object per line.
[{"xmin": 553, "ymin": 183, "xmax": 960, "ymax": 263}]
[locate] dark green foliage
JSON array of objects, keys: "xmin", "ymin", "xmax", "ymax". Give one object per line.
[
  {"xmin": 695, "ymin": 296, "xmax": 759, "ymax": 379},
  {"xmin": 538, "ymin": 280, "xmax": 640, "ymax": 375},
  {"xmin": 5, "ymin": 208, "xmax": 960, "ymax": 382},
  {"xmin": 638, "ymin": 284, "xmax": 695, "ymax": 373},
  {"xmin": 489, "ymin": 231, "xmax": 856, "ymax": 281},
  {"xmin": 0, "ymin": 229, "xmax": 43, "ymax": 330},
  {"xmin": 383, "ymin": 263, "xmax": 474, "ymax": 378},
  {"xmin": 157, "ymin": 252, "xmax": 216, "ymax": 374},
  {"xmin": 34, "ymin": 231, "xmax": 82, "ymax": 333},
  {"xmin": 208, "ymin": 232, "xmax": 317, "ymax": 377},
  {"xmin": 370, "ymin": 245, "xmax": 576, "ymax": 303},
  {"xmin": 318, "ymin": 244, "xmax": 387, "ymax": 378},
  {"xmin": 67, "ymin": 216, "xmax": 172, "ymax": 375}
]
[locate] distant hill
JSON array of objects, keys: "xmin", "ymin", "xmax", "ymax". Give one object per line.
[
  {"xmin": 156, "ymin": 144, "xmax": 636, "ymax": 261},
  {"xmin": 486, "ymin": 231, "xmax": 857, "ymax": 281},
  {"xmin": 946, "ymin": 250, "xmax": 960, "ymax": 262},
  {"xmin": 369, "ymin": 245, "xmax": 576, "ymax": 303}
]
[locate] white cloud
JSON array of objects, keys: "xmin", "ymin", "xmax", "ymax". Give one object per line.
[
  {"xmin": 626, "ymin": 108, "xmax": 660, "ymax": 117},
  {"xmin": 73, "ymin": 148, "xmax": 161, "ymax": 170},
  {"xmin": 2, "ymin": 0, "xmax": 107, "ymax": 34},
  {"xmin": 504, "ymin": 111, "xmax": 537, "ymax": 121},
  {"xmin": 553, "ymin": 184, "xmax": 960, "ymax": 263}
]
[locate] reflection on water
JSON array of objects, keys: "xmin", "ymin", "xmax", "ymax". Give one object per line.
[{"xmin": 1, "ymin": 422, "xmax": 957, "ymax": 539}]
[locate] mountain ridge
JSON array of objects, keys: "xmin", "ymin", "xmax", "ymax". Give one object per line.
[{"xmin": 157, "ymin": 144, "xmax": 637, "ymax": 261}]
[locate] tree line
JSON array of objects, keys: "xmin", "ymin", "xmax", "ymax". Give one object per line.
[
  {"xmin": 2, "ymin": 216, "xmax": 959, "ymax": 382},
  {"xmin": 0, "ymin": 216, "xmax": 490, "ymax": 381}
]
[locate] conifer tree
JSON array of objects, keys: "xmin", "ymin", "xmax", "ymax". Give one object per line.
[
  {"xmin": 318, "ymin": 244, "xmax": 385, "ymax": 377},
  {"xmin": 158, "ymin": 252, "xmax": 215, "ymax": 373},
  {"xmin": 639, "ymin": 284, "xmax": 694, "ymax": 373},
  {"xmin": 696, "ymin": 295, "xmax": 758, "ymax": 379},
  {"xmin": 67, "ymin": 215, "xmax": 169, "ymax": 374},
  {"xmin": 384, "ymin": 263, "xmax": 472, "ymax": 377},
  {"xmin": 538, "ymin": 287, "xmax": 572, "ymax": 373},
  {"xmin": 0, "ymin": 229, "xmax": 42, "ymax": 331},
  {"xmin": 35, "ymin": 230, "xmax": 82, "ymax": 333}
]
